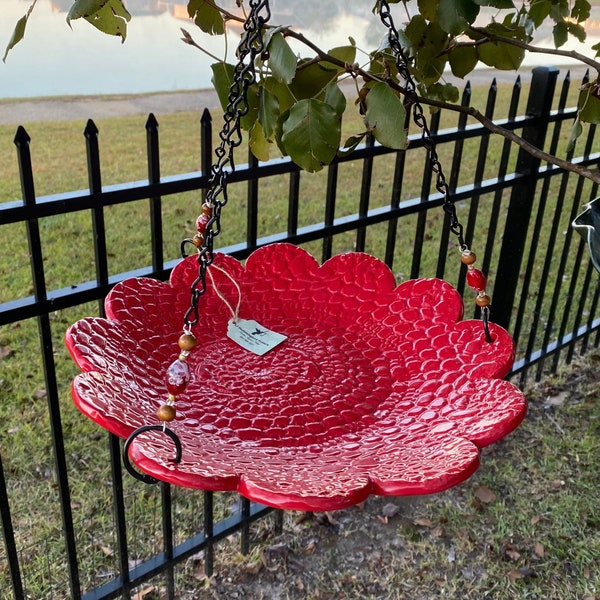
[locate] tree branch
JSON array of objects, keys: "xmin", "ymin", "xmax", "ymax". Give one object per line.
[
  {"xmin": 467, "ymin": 26, "xmax": 600, "ymax": 77},
  {"xmin": 281, "ymin": 28, "xmax": 600, "ymax": 184},
  {"xmin": 188, "ymin": 8, "xmax": 600, "ymax": 184}
]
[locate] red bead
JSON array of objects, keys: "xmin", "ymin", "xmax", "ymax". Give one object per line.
[
  {"xmin": 195, "ymin": 213, "xmax": 211, "ymax": 235},
  {"xmin": 166, "ymin": 359, "xmax": 190, "ymax": 395},
  {"xmin": 466, "ymin": 268, "xmax": 487, "ymax": 292}
]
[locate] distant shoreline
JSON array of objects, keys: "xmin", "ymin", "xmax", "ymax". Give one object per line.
[{"xmin": 0, "ymin": 64, "xmax": 587, "ymax": 126}]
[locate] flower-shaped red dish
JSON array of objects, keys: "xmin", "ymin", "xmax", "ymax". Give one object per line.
[{"xmin": 66, "ymin": 243, "xmax": 526, "ymax": 511}]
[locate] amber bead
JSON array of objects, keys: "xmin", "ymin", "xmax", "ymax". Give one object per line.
[
  {"xmin": 178, "ymin": 333, "xmax": 198, "ymax": 352},
  {"xmin": 475, "ymin": 293, "xmax": 491, "ymax": 307},
  {"xmin": 192, "ymin": 233, "xmax": 205, "ymax": 248},
  {"xmin": 157, "ymin": 404, "xmax": 176, "ymax": 422},
  {"xmin": 460, "ymin": 250, "xmax": 477, "ymax": 265},
  {"xmin": 201, "ymin": 203, "xmax": 213, "ymax": 216}
]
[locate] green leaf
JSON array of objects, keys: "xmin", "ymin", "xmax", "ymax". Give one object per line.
[
  {"xmin": 552, "ymin": 21, "xmax": 568, "ymax": 47},
  {"xmin": 473, "ymin": 0, "xmax": 514, "ymax": 7},
  {"xmin": 249, "ymin": 121, "xmax": 271, "ymax": 162},
  {"xmin": 427, "ymin": 82, "xmax": 460, "ymax": 103},
  {"xmin": 289, "ymin": 61, "xmax": 338, "ymax": 100},
  {"xmin": 263, "ymin": 76, "xmax": 296, "ymax": 113},
  {"xmin": 417, "ymin": 0, "xmax": 438, "ymax": 22},
  {"xmin": 258, "ymin": 87, "xmax": 280, "ymax": 139},
  {"xmin": 321, "ymin": 44, "xmax": 357, "ymax": 72},
  {"xmin": 364, "ymin": 82, "xmax": 407, "ymax": 150},
  {"xmin": 281, "ymin": 99, "xmax": 341, "ymax": 172},
  {"xmin": 566, "ymin": 116, "xmax": 583, "ymax": 153},
  {"xmin": 437, "ymin": 0, "xmax": 480, "ymax": 35},
  {"xmin": 67, "ymin": 0, "xmax": 109, "ymax": 19},
  {"xmin": 571, "ymin": 0, "xmax": 591, "ymax": 21},
  {"xmin": 187, "ymin": 0, "xmax": 225, "ymax": 35},
  {"xmin": 592, "ymin": 41, "xmax": 600, "ymax": 58},
  {"xmin": 404, "ymin": 15, "xmax": 428, "ymax": 51},
  {"xmin": 550, "ymin": 0, "xmax": 569, "ymax": 20},
  {"xmin": 528, "ymin": 0, "xmax": 552, "ymax": 27},
  {"xmin": 448, "ymin": 44, "xmax": 479, "ymax": 78},
  {"xmin": 339, "ymin": 132, "xmax": 368, "ymax": 156},
  {"xmin": 323, "ymin": 83, "xmax": 346, "ymax": 117},
  {"xmin": 566, "ymin": 21, "xmax": 586, "ymax": 43},
  {"xmin": 67, "ymin": 0, "xmax": 131, "ymax": 42},
  {"xmin": 477, "ymin": 24, "xmax": 526, "ymax": 69},
  {"xmin": 3, "ymin": 14, "xmax": 28, "ymax": 63},
  {"xmin": 267, "ymin": 32, "xmax": 297, "ymax": 84},
  {"xmin": 578, "ymin": 85, "xmax": 600, "ymax": 124}
]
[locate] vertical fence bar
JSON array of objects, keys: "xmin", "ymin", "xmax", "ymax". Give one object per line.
[
  {"xmin": 86, "ymin": 120, "xmax": 109, "ymax": 287},
  {"xmin": 0, "ymin": 451, "xmax": 24, "ymax": 599},
  {"xmin": 355, "ymin": 134, "xmax": 374, "ymax": 252},
  {"xmin": 201, "ymin": 109, "xmax": 213, "ymax": 204},
  {"xmin": 247, "ymin": 151, "xmax": 259, "ymax": 248},
  {"xmin": 460, "ymin": 79, "xmax": 497, "ymax": 301},
  {"xmin": 203, "ymin": 491, "xmax": 214, "ymax": 577},
  {"xmin": 385, "ymin": 109, "xmax": 411, "ymax": 268},
  {"xmin": 551, "ymin": 121, "xmax": 600, "ymax": 372},
  {"xmin": 438, "ymin": 82, "xmax": 471, "ymax": 280},
  {"xmin": 411, "ymin": 110, "xmax": 440, "ymax": 279},
  {"xmin": 85, "ymin": 120, "xmax": 131, "ymax": 599},
  {"xmin": 519, "ymin": 72, "xmax": 573, "ymax": 370},
  {"xmin": 288, "ymin": 169, "xmax": 300, "ymax": 237},
  {"xmin": 384, "ymin": 150, "xmax": 406, "ymax": 268},
  {"xmin": 161, "ymin": 483, "xmax": 175, "ymax": 599},
  {"xmin": 15, "ymin": 125, "xmax": 82, "ymax": 599},
  {"xmin": 492, "ymin": 66, "xmax": 559, "ymax": 330},
  {"xmin": 482, "ymin": 76, "xmax": 521, "ymax": 280},
  {"xmin": 240, "ymin": 497, "xmax": 251, "ymax": 556},
  {"xmin": 147, "ymin": 114, "xmax": 164, "ymax": 272},
  {"xmin": 322, "ymin": 162, "xmax": 339, "ymax": 262}
]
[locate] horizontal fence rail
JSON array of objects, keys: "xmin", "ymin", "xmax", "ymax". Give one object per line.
[{"xmin": 1, "ymin": 66, "xmax": 600, "ymax": 599}]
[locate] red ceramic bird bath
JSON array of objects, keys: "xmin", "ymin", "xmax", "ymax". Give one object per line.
[{"xmin": 65, "ymin": 243, "xmax": 526, "ymax": 511}]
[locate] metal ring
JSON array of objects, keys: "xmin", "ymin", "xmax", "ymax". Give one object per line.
[{"xmin": 123, "ymin": 425, "xmax": 182, "ymax": 485}]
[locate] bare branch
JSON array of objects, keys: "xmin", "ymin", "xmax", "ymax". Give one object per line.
[{"xmin": 467, "ymin": 26, "xmax": 600, "ymax": 77}]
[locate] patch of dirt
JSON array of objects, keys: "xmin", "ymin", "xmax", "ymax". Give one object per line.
[{"xmin": 142, "ymin": 351, "xmax": 600, "ymax": 600}]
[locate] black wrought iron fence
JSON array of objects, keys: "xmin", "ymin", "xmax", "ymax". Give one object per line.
[{"xmin": 1, "ymin": 66, "xmax": 599, "ymax": 599}]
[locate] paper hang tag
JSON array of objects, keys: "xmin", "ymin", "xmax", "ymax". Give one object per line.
[{"xmin": 227, "ymin": 318, "xmax": 288, "ymax": 356}]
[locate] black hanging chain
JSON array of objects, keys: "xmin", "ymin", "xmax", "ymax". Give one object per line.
[
  {"xmin": 377, "ymin": 0, "xmax": 492, "ymax": 342},
  {"xmin": 182, "ymin": 0, "xmax": 272, "ymax": 329},
  {"xmin": 123, "ymin": 1, "xmax": 273, "ymax": 485},
  {"xmin": 377, "ymin": 0, "xmax": 466, "ymax": 250}
]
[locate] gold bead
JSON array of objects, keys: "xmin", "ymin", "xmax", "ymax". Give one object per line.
[
  {"xmin": 157, "ymin": 404, "xmax": 176, "ymax": 422},
  {"xmin": 461, "ymin": 250, "xmax": 477, "ymax": 265},
  {"xmin": 476, "ymin": 293, "xmax": 491, "ymax": 307},
  {"xmin": 178, "ymin": 333, "xmax": 198, "ymax": 352},
  {"xmin": 201, "ymin": 203, "xmax": 213, "ymax": 216},
  {"xmin": 192, "ymin": 234, "xmax": 205, "ymax": 248}
]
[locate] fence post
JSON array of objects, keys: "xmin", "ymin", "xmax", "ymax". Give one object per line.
[{"xmin": 491, "ymin": 66, "xmax": 559, "ymax": 330}]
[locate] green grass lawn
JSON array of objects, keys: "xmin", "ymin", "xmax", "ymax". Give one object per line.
[{"xmin": 0, "ymin": 75, "xmax": 598, "ymax": 598}]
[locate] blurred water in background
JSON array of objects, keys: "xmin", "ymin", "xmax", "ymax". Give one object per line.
[
  {"xmin": 0, "ymin": 0, "xmax": 379, "ymax": 98},
  {"xmin": 1, "ymin": 0, "xmax": 598, "ymax": 98}
]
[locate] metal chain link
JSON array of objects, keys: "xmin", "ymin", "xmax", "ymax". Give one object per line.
[
  {"xmin": 377, "ymin": 0, "xmax": 466, "ymax": 250},
  {"xmin": 377, "ymin": 1, "xmax": 492, "ymax": 342},
  {"xmin": 182, "ymin": 0, "xmax": 272, "ymax": 328}
]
